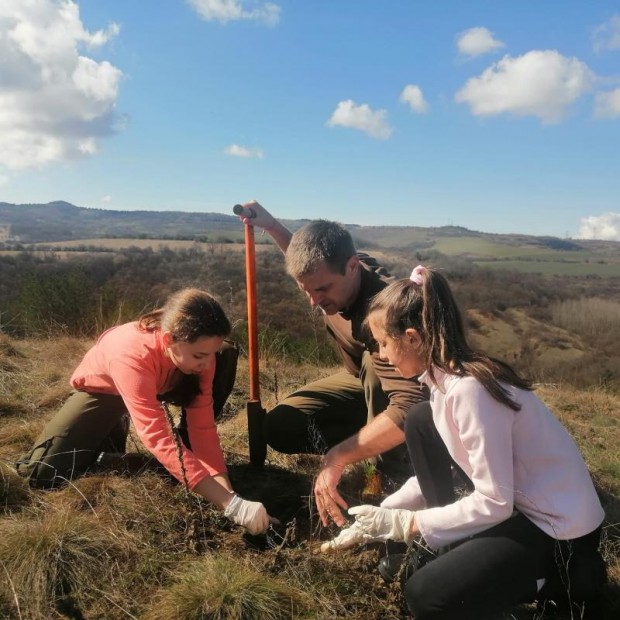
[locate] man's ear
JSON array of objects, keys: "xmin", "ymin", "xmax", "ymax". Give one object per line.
[{"xmin": 346, "ymin": 254, "xmax": 360, "ymax": 275}]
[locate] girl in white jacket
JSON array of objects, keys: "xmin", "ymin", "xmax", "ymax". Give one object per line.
[{"xmin": 323, "ymin": 265, "xmax": 606, "ymax": 620}]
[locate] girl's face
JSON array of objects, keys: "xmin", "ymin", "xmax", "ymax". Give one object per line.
[
  {"xmin": 164, "ymin": 333, "xmax": 225, "ymax": 375},
  {"xmin": 368, "ymin": 313, "xmax": 425, "ymax": 378}
]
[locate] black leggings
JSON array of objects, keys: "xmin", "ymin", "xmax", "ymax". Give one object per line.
[{"xmin": 402, "ymin": 402, "xmax": 605, "ymax": 620}]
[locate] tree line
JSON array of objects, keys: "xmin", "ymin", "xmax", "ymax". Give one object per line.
[{"xmin": 0, "ymin": 246, "xmax": 618, "ymax": 387}]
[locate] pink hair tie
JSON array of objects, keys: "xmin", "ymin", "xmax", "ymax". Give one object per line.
[{"xmin": 410, "ymin": 265, "xmax": 425, "ymax": 285}]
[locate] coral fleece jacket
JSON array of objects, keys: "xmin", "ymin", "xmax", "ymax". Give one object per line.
[{"xmin": 70, "ymin": 322, "xmax": 227, "ymax": 489}]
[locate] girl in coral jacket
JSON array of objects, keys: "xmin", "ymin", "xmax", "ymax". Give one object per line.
[
  {"xmin": 17, "ymin": 288, "xmax": 273, "ymax": 535},
  {"xmin": 323, "ymin": 266, "xmax": 606, "ymax": 620}
]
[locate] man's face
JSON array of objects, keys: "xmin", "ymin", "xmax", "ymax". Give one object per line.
[{"xmin": 295, "ymin": 256, "xmax": 360, "ymax": 315}]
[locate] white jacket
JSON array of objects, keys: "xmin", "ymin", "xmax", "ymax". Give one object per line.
[{"xmin": 382, "ymin": 368, "xmax": 604, "ymax": 550}]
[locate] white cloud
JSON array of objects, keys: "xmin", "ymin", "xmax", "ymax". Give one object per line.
[
  {"xmin": 0, "ymin": 175, "xmax": 9, "ymax": 188},
  {"xmin": 77, "ymin": 138, "xmax": 98, "ymax": 155},
  {"xmin": 594, "ymin": 88, "xmax": 620, "ymax": 118},
  {"xmin": 101, "ymin": 195, "xmax": 112, "ymax": 204},
  {"xmin": 399, "ymin": 85, "xmax": 428, "ymax": 113},
  {"xmin": 224, "ymin": 144, "xmax": 264, "ymax": 159},
  {"xmin": 326, "ymin": 100, "xmax": 393, "ymax": 140},
  {"xmin": 0, "ymin": 0, "xmax": 123, "ymax": 171},
  {"xmin": 457, "ymin": 27, "xmax": 504, "ymax": 57},
  {"xmin": 576, "ymin": 212, "xmax": 620, "ymax": 241},
  {"xmin": 187, "ymin": 0, "xmax": 280, "ymax": 25},
  {"xmin": 455, "ymin": 50, "xmax": 594, "ymax": 124},
  {"xmin": 592, "ymin": 14, "xmax": 620, "ymax": 53}
]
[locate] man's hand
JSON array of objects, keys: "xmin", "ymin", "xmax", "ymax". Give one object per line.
[
  {"xmin": 314, "ymin": 461, "xmax": 348, "ymax": 527},
  {"xmin": 235, "ymin": 200, "xmax": 292, "ymax": 253},
  {"xmin": 348, "ymin": 505, "xmax": 417, "ymax": 544},
  {"xmin": 236, "ymin": 200, "xmax": 277, "ymax": 231}
]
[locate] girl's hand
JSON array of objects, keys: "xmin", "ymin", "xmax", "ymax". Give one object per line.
[
  {"xmin": 223, "ymin": 494, "xmax": 271, "ymax": 535},
  {"xmin": 348, "ymin": 505, "xmax": 417, "ymax": 544},
  {"xmin": 320, "ymin": 520, "xmax": 368, "ymax": 552}
]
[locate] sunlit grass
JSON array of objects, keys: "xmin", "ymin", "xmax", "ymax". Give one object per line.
[
  {"xmin": 0, "ymin": 461, "xmax": 30, "ymax": 512},
  {"xmin": 0, "ymin": 505, "xmax": 137, "ymax": 619},
  {"xmin": 142, "ymin": 553, "xmax": 310, "ymax": 620}
]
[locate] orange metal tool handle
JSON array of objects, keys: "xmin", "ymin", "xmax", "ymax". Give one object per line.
[{"xmin": 235, "ymin": 205, "xmax": 260, "ymax": 402}]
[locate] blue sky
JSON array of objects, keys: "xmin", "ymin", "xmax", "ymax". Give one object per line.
[{"xmin": 1, "ymin": 1, "xmax": 619, "ymax": 240}]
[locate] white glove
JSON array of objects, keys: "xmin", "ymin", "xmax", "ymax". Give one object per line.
[
  {"xmin": 348, "ymin": 505, "xmax": 416, "ymax": 544},
  {"xmin": 380, "ymin": 476, "xmax": 426, "ymax": 510},
  {"xmin": 320, "ymin": 521, "xmax": 369, "ymax": 553},
  {"xmin": 223, "ymin": 494, "xmax": 270, "ymax": 535}
]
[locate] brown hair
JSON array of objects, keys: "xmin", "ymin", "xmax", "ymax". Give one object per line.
[
  {"xmin": 138, "ymin": 288, "xmax": 231, "ymax": 343},
  {"xmin": 366, "ymin": 267, "xmax": 532, "ymax": 411},
  {"xmin": 285, "ymin": 219, "xmax": 356, "ymax": 278}
]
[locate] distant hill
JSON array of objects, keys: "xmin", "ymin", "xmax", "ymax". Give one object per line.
[
  {"xmin": 1, "ymin": 201, "xmax": 618, "ymax": 278},
  {"xmin": 0, "ymin": 200, "xmax": 250, "ymax": 243},
  {"xmin": 0, "ymin": 200, "xmax": 606, "ymax": 245}
]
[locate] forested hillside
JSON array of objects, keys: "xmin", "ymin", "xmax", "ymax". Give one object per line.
[{"xmin": 0, "ymin": 243, "xmax": 618, "ymax": 388}]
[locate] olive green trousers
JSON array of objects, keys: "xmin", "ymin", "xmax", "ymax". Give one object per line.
[{"xmin": 263, "ymin": 351, "xmax": 411, "ymax": 480}]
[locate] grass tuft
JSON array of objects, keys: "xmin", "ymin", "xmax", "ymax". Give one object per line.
[
  {"xmin": 0, "ymin": 418, "xmax": 44, "ymax": 455},
  {"xmin": 0, "ymin": 461, "xmax": 30, "ymax": 511},
  {"xmin": 0, "ymin": 336, "xmax": 24, "ymax": 359},
  {"xmin": 0, "ymin": 505, "xmax": 137, "ymax": 619},
  {"xmin": 142, "ymin": 553, "xmax": 310, "ymax": 620}
]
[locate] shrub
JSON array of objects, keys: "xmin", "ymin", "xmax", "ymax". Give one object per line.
[{"xmin": 550, "ymin": 297, "xmax": 620, "ymax": 341}]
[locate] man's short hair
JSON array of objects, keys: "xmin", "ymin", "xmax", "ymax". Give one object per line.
[{"xmin": 285, "ymin": 220, "xmax": 356, "ymax": 278}]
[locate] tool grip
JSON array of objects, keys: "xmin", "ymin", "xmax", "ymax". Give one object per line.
[{"xmin": 233, "ymin": 204, "xmax": 256, "ymax": 219}]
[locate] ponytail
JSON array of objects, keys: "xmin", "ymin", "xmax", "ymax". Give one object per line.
[{"xmin": 368, "ymin": 266, "xmax": 532, "ymax": 411}]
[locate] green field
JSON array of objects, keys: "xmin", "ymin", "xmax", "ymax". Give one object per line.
[{"xmin": 473, "ymin": 259, "xmax": 620, "ymax": 277}]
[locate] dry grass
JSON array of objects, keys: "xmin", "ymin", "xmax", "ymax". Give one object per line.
[
  {"xmin": 0, "ymin": 417, "xmax": 44, "ymax": 455},
  {"xmin": 539, "ymin": 383, "xmax": 620, "ymax": 600},
  {"xmin": 0, "ymin": 461, "xmax": 29, "ymax": 512},
  {"xmin": 0, "ymin": 336, "xmax": 87, "ymax": 418},
  {"xmin": 550, "ymin": 298, "xmax": 620, "ymax": 341},
  {"xmin": 0, "ymin": 336, "xmax": 617, "ymax": 619},
  {"xmin": 142, "ymin": 553, "xmax": 311, "ymax": 620},
  {"xmin": 28, "ymin": 239, "xmax": 272, "ymax": 253},
  {"xmin": 468, "ymin": 308, "xmax": 588, "ymax": 369},
  {"xmin": 0, "ymin": 504, "xmax": 139, "ymax": 619}
]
